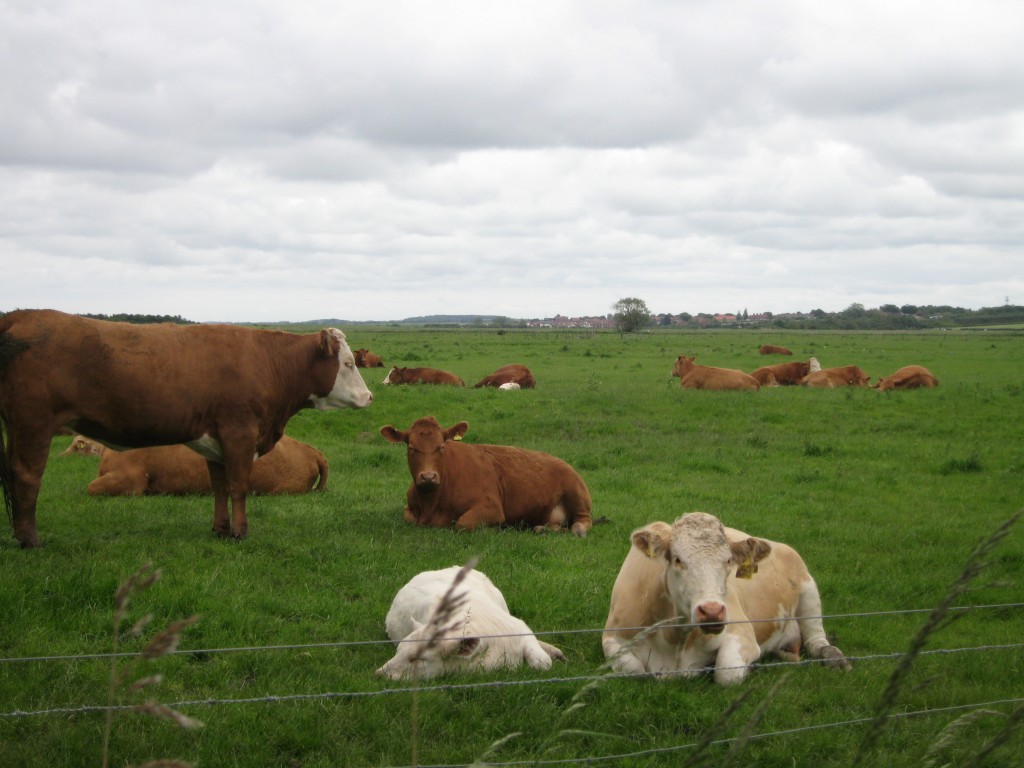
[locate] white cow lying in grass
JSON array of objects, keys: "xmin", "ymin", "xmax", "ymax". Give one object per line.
[
  {"xmin": 602, "ymin": 512, "xmax": 851, "ymax": 685},
  {"xmin": 376, "ymin": 566, "xmax": 564, "ymax": 680}
]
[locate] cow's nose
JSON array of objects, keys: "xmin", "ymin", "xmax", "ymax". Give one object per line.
[
  {"xmin": 416, "ymin": 471, "xmax": 440, "ymax": 487},
  {"xmin": 696, "ymin": 601, "xmax": 726, "ymax": 633}
]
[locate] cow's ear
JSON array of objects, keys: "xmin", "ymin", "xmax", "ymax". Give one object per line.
[
  {"xmin": 319, "ymin": 329, "xmax": 342, "ymax": 357},
  {"xmin": 379, "ymin": 426, "xmax": 406, "ymax": 444},
  {"xmin": 632, "ymin": 523, "xmax": 671, "ymax": 559},
  {"xmin": 446, "ymin": 422, "xmax": 470, "ymax": 442},
  {"xmin": 457, "ymin": 637, "xmax": 481, "ymax": 657},
  {"xmin": 732, "ymin": 538, "xmax": 771, "ymax": 579}
]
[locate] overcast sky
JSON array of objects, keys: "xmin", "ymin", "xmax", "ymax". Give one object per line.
[{"xmin": 2, "ymin": 1, "xmax": 1022, "ymax": 322}]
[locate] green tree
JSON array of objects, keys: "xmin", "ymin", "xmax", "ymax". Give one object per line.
[{"xmin": 612, "ymin": 297, "xmax": 652, "ymax": 333}]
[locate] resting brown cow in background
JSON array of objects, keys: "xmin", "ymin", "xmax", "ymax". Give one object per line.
[
  {"xmin": 0, "ymin": 309, "xmax": 372, "ymax": 547},
  {"xmin": 474, "ymin": 364, "xmax": 536, "ymax": 389},
  {"xmin": 61, "ymin": 435, "xmax": 105, "ymax": 457},
  {"xmin": 380, "ymin": 416, "xmax": 593, "ymax": 536},
  {"xmin": 801, "ymin": 365, "xmax": 871, "ymax": 388},
  {"xmin": 87, "ymin": 435, "xmax": 329, "ymax": 496},
  {"xmin": 354, "ymin": 349, "xmax": 385, "ymax": 368},
  {"xmin": 750, "ymin": 360, "xmax": 813, "ymax": 387},
  {"xmin": 672, "ymin": 355, "xmax": 760, "ymax": 391},
  {"xmin": 382, "ymin": 366, "xmax": 465, "ymax": 386},
  {"xmin": 875, "ymin": 365, "xmax": 939, "ymax": 391},
  {"xmin": 759, "ymin": 345, "xmax": 793, "ymax": 355}
]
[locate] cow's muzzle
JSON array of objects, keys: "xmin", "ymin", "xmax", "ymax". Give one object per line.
[
  {"xmin": 695, "ymin": 601, "xmax": 726, "ymax": 635},
  {"xmin": 415, "ymin": 472, "xmax": 440, "ymax": 490}
]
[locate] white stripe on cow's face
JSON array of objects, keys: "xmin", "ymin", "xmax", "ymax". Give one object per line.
[
  {"xmin": 309, "ymin": 329, "xmax": 373, "ymax": 411},
  {"xmin": 664, "ymin": 513, "xmax": 734, "ymax": 631}
]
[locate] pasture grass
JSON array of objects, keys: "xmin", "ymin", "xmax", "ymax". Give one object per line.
[{"xmin": 1, "ymin": 328, "xmax": 1022, "ymax": 767}]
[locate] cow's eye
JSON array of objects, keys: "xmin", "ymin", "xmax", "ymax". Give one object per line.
[{"xmin": 672, "ymin": 556, "xmax": 685, "ymax": 569}]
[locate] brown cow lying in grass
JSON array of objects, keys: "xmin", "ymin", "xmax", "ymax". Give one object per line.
[
  {"xmin": 382, "ymin": 366, "xmax": 465, "ymax": 386},
  {"xmin": 749, "ymin": 359, "xmax": 818, "ymax": 387},
  {"xmin": 474, "ymin": 364, "xmax": 536, "ymax": 389},
  {"xmin": 758, "ymin": 344, "xmax": 793, "ymax": 355},
  {"xmin": 353, "ymin": 349, "xmax": 385, "ymax": 368},
  {"xmin": 672, "ymin": 355, "xmax": 760, "ymax": 391},
  {"xmin": 66, "ymin": 436, "xmax": 329, "ymax": 495},
  {"xmin": 875, "ymin": 365, "xmax": 939, "ymax": 391},
  {"xmin": 801, "ymin": 365, "xmax": 871, "ymax": 388},
  {"xmin": 380, "ymin": 416, "xmax": 593, "ymax": 536}
]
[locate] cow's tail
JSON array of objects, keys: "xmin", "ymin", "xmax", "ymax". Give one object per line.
[
  {"xmin": 0, "ymin": 421, "xmax": 13, "ymax": 524},
  {"xmin": 314, "ymin": 454, "xmax": 329, "ymax": 492}
]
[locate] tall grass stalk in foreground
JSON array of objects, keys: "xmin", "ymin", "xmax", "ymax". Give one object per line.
[
  {"xmin": 101, "ymin": 562, "xmax": 202, "ymax": 768},
  {"xmin": 406, "ymin": 557, "xmax": 478, "ymax": 767},
  {"xmin": 854, "ymin": 508, "xmax": 1023, "ymax": 766}
]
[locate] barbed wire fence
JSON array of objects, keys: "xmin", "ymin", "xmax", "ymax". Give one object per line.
[{"xmin": 1, "ymin": 602, "xmax": 1022, "ymax": 766}]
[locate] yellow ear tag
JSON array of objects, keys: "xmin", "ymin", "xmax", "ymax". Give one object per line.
[
  {"xmin": 453, "ymin": 435, "xmax": 463, "ymax": 441},
  {"xmin": 735, "ymin": 556, "xmax": 758, "ymax": 580}
]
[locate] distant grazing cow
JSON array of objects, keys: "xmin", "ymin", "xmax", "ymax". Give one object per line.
[
  {"xmin": 87, "ymin": 435, "xmax": 329, "ymax": 496},
  {"xmin": 876, "ymin": 365, "xmax": 939, "ymax": 391},
  {"xmin": 382, "ymin": 366, "xmax": 465, "ymax": 386},
  {"xmin": 354, "ymin": 348, "xmax": 385, "ymax": 368},
  {"xmin": 750, "ymin": 360, "xmax": 814, "ymax": 387},
  {"xmin": 801, "ymin": 365, "xmax": 871, "ymax": 388},
  {"xmin": 672, "ymin": 355, "xmax": 760, "ymax": 391},
  {"xmin": 0, "ymin": 309, "xmax": 372, "ymax": 547},
  {"xmin": 379, "ymin": 416, "xmax": 593, "ymax": 535},
  {"xmin": 474, "ymin": 364, "xmax": 536, "ymax": 389},
  {"xmin": 759, "ymin": 345, "xmax": 793, "ymax": 355},
  {"xmin": 603, "ymin": 512, "xmax": 851, "ymax": 685},
  {"xmin": 376, "ymin": 565, "xmax": 564, "ymax": 680}
]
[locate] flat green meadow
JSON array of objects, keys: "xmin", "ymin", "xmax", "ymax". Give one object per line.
[{"xmin": 1, "ymin": 328, "xmax": 1021, "ymax": 767}]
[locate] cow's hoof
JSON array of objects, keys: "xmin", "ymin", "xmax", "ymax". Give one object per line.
[
  {"xmin": 823, "ymin": 645, "xmax": 852, "ymax": 671},
  {"xmin": 18, "ymin": 537, "xmax": 43, "ymax": 549}
]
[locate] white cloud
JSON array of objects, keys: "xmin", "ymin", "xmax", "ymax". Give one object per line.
[{"xmin": 2, "ymin": 0, "xmax": 1023, "ymax": 321}]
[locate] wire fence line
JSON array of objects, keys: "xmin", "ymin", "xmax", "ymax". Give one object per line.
[
  {"xmin": 1, "ymin": 600, "xmax": 1021, "ymax": 666},
  {"xmin": 390, "ymin": 697, "xmax": 1024, "ymax": 768},
  {"xmin": 2, "ymin": 640, "xmax": 1022, "ymax": 721}
]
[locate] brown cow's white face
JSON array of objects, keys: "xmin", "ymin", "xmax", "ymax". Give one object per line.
[
  {"xmin": 634, "ymin": 512, "xmax": 770, "ymax": 635},
  {"xmin": 309, "ymin": 329, "xmax": 373, "ymax": 411}
]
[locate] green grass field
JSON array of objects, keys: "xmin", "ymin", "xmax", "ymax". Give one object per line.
[{"xmin": 1, "ymin": 328, "xmax": 1022, "ymax": 767}]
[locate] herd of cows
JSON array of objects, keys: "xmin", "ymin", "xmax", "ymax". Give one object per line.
[
  {"xmin": 673, "ymin": 344, "xmax": 940, "ymax": 391},
  {"xmin": 1, "ymin": 310, "xmax": 944, "ymax": 683}
]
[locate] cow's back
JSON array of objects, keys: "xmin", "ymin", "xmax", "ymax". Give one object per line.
[{"xmin": 385, "ymin": 567, "xmax": 509, "ymax": 642}]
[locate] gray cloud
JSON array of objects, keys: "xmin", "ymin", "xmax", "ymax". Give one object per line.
[{"xmin": 2, "ymin": 0, "xmax": 1022, "ymax": 322}]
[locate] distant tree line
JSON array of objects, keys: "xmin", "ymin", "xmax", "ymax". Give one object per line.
[{"xmin": 78, "ymin": 313, "xmax": 196, "ymax": 325}]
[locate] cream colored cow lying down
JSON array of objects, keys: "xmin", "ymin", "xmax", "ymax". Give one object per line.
[
  {"xmin": 376, "ymin": 566, "xmax": 564, "ymax": 680},
  {"xmin": 603, "ymin": 512, "xmax": 851, "ymax": 685}
]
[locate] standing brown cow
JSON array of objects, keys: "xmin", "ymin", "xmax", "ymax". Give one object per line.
[
  {"xmin": 0, "ymin": 309, "xmax": 372, "ymax": 547},
  {"xmin": 672, "ymin": 355, "xmax": 760, "ymax": 391},
  {"xmin": 379, "ymin": 416, "xmax": 593, "ymax": 536},
  {"xmin": 474, "ymin": 363, "xmax": 536, "ymax": 389}
]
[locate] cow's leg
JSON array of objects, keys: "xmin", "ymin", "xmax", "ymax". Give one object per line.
[
  {"xmin": 796, "ymin": 580, "xmax": 852, "ymax": 671},
  {"xmin": 564, "ymin": 484, "xmax": 593, "ymax": 537},
  {"xmin": 220, "ymin": 437, "xmax": 256, "ymax": 539},
  {"xmin": 5, "ymin": 430, "xmax": 50, "ymax": 548},
  {"xmin": 87, "ymin": 468, "xmax": 148, "ymax": 496},
  {"xmin": 712, "ymin": 630, "xmax": 760, "ymax": 686},
  {"xmin": 454, "ymin": 505, "xmax": 504, "ymax": 531},
  {"xmin": 207, "ymin": 461, "xmax": 231, "ymax": 538}
]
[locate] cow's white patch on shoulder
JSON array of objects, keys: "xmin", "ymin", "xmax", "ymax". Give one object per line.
[{"xmin": 186, "ymin": 434, "xmax": 224, "ymax": 463}]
